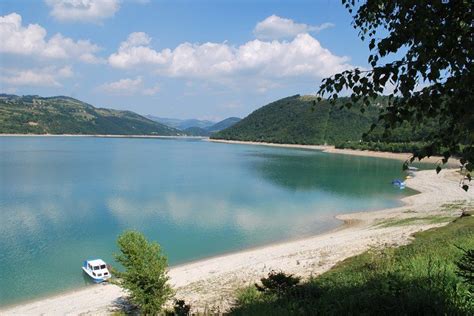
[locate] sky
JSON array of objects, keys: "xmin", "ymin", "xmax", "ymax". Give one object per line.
[{"xmin": 0, "ymin": 0, "xmax": 371, "ymax": 121}]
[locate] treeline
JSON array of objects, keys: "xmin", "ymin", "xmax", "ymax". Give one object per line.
[{"xmin": 336, "ymin": 141, "xmax": 428, "ymax": 154}]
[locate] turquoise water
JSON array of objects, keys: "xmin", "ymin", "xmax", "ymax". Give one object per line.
[{"xmin": 0, "ymin": 137, "xmax": 414, "ymax": 306}]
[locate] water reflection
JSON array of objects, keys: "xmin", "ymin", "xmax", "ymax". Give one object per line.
[
  {"xmin": 247, "ymin": 151, "xmax": 413, "ymax": 196},
  {"xmin": 105, "ymin": 193, "xmax": 340, "ymax": 237}
]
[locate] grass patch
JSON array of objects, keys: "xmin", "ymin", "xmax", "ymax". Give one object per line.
[
  {"xmin": 231, "ymin": 216, "xmax": 474, "ymax": 315},
  {"xmin": 441, "ymin": 201, "xmax": 474, "ymax": 213},
  {"xmin": 378, "ymin": 215, "xmax": 455, "ymax": 227}
]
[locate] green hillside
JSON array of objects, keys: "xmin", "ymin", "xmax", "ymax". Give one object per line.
[
  {"xmin": 0, "ymin": 94, "xmax": 181, "ymax": 136},
  {"xmin": 212, "ymin": 95, "xmax": 436, "ymax": 147},
  {"xmin": 212, "ymin": 95, "xmax": 378, "ymax": 145},
  {"xmin": 206, "ymin": 117, "xmax": 241, "ymax": 133}
]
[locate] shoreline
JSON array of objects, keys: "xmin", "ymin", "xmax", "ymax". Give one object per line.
[
  {"xmin": 0, "ymin": 218, "xmax": 355, "ymax": 313},
  {"xmin": 0, "ymin": 134, "xmax": 204, "ymax": 139},
  {"xmin": 0, "ymin": 210, "xmax": 354, "ymax": 312},
  {"xmin": 1, "ymin": 135, "xmax": 459, "ymax": 166},
  {"xmin": 208, "ymin": 139, "xmax": 460, "ymax": 166},
  {"xmin": 2, "ymin": 169, "xmax": 472, "ymax": 314}
]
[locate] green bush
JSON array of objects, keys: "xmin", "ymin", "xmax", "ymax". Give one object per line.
[
  {"xmin": 115, "ymin": 230, "xmax": 172, "ymax": 314},
  {"xmin": 457, "ymin": 247, "xmax": 474, "ymax": 292},
  {"xmin": 255, "ymin": 271, "xmax": 301, "ymax": 298},
  {"xmin": 166, "ymin": 299, "xmax": 191, "ymax": 316}
]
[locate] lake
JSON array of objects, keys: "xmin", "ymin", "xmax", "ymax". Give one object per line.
[{"xmin": 0, "ymin": 136, "xmax": 414, "ymax": 306}]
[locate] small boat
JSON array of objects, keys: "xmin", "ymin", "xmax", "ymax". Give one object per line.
[
  {"xmin": 82, "ymin": 259, "xmax": 112, "ymax": 282},
  {"xmin": 407, "ymin": 166, "xmax": 418, "ymax": 171},
  {"xmin": 392, "ymin": 179, "xmax": 406, "ymax": 189}
]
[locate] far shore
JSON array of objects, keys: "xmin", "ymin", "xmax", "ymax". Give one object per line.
[
  {"xmin": 208, "ymin": 138, "xmax": 460, "ymax": 167},
  {"xmin": 2, "ymin": 168, "xmax": 472, "ymax": 314},
  {"xmin": 0, "ymin": 133, "xmax": 205, "ymax": 139},
  {"xmin": 1, "ymin": 134, "xmax": 460, "ymax": 167}
]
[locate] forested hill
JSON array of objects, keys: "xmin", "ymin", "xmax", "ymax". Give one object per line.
[
  {"xmin": 0, "ymin": 94, "xmax": 181, "ymax": 136},
  {"xmin": 211, "ymin": 95, "xmax": 436, "ymax": 146},
  {"xmin": 206, "ymin": 117, "xmax": 241, "ymax": 133}
]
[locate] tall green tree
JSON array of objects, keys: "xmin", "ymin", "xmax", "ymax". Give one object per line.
[
  {"xmin": 318, "ymin": 0, "xmax": 473, "ymax": 188},
  {"xmin": 456, "ymin": 247, "xmax": 474, "ymax": 292},
  {"xmin": 115, "ymin": 230, "xmax": 172, "ymax": 314}
]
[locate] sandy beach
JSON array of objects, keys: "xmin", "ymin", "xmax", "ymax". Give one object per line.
[
  {"xmin": 208, "ymin": 139, "xmax": 460, "ymax": 166},
  {"xmin": 1, "ymin": 166, "xmax": 472, "ymax": 315}
]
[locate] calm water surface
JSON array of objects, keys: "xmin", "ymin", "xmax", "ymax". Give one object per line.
[{"xmin": 0, "ymin": 137, "xmax": 414, "ymax": 306}]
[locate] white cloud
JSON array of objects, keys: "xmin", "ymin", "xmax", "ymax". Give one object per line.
[
  {"xmin": 0, "ymin": 13, "xmax": 101, "ymax": 62},
  {"xmin": 255, "ymin": 80, "xmax": 281, "ymax": 94},
  {"xmin": 106, "ymin": 16, "xmax": 348, "ymax": 94},
  {"xmin": 142, "ymin": 84, "xmax": 160, "ymax": 95},
  {"xmin": 99, "ymin": 77, "xmax": 143, "ymax": 94},
  {"xmin": 1, "ymin": 66, "xmax": 74, "ymax": 87},
  {"xmin": 119, "ymin": 31, "xmax": 151, "ymax": 49},
  {"xmin": 98, "ymin": 77, "xmax": 160, "ymax": 95},
  {"xmin": 108, "ymin": 32, "xmax": 170, "ymax": 68},
  {"xmin": 254, "ymin": 15, "xmax": 334, "ymax": 40},
  {"xmin": 108, "ymin": 32, "xmax": 352, "ymax": 81},
  {"xmin": 45, "ymin": 0, "xmax": 120, "ymax": 23}
]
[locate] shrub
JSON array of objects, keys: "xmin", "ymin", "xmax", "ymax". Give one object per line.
[
  {"xmin": 115, "ymin": 230, "xmax": 172, "ymax": 314},
  {"xmin": 255, "ymin": 271, "xmax": 300, "ymax": 297},
  {"xmin": 456, "ymin": 247, "xmax": 474, "ymax": 291},
  {"xmin": 170, "ymin": 299, "xmax": 191, "ymax": 316},
  {"xmin": 235, "ymin": 286, "xmax": 261, "ymax": 306}
]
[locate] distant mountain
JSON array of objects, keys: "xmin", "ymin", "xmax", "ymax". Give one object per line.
[
  {"xmin": 206, "ymin": 117, "xmax": 241, "ymax": 133},
  {"xmin": 146, "ymin": 115, "xmax": 241, "ymax": 136},
  {"xmin": 211, "ymin": 95, "xmax": 436, "ymax": 145},
  {"xmin": 146, "ymin": 116, "xmax": 215, "ymax": 130},
  {"xmin": 182, "ymin": 117, "xmax": 241, "ymax": 136},
  {"xmin": 145, "ymin": 115, "xmax": 185, "ymax": 129},
  {"xmin": 178, "ymin": 119, "xmax": 216, "ymax": 130},
  {"xmin": 0, "ymin": 95, "xmax": 181, "ymax": 136},
  {"xmin": 183, "ymin": 126, "xmax": 211, "ymax": 136}
]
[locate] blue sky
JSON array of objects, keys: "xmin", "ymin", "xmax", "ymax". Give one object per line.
[{"xmin": 0, "ymin": 0, "xmax": 370, "ymax": 120}]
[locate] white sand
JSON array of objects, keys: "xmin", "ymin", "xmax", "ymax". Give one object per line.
[{"xmin": 1, "ymin": 170, "xmax": 472, "ymax": 314}]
